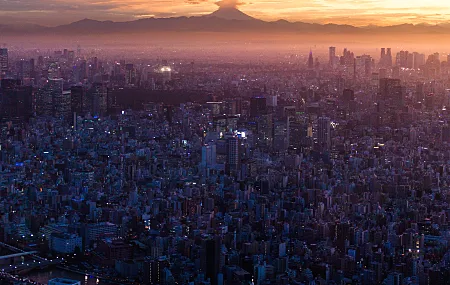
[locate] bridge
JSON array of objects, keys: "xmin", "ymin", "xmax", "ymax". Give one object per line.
[
  {"xmin": 0, "ymin": 242, "xmax": 62, "ymax": 273},
  {"xmin": 0, "ymin": 251, "xmax": 38, "ymax": 260}
]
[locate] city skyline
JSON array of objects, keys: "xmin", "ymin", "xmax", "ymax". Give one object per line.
[{"xmin": 2, "ymin": 0, "xmax": 450, "ymax": 27}]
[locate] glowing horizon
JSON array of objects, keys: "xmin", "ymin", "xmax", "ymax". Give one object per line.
[{"xmin": 1, "ymin": 0, "xmax": 450, "ymax": 27}]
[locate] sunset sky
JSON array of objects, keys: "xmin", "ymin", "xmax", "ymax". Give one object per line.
[{"xmin": 1, "ymin": 0, "xmax": 450, "ymax": 26}]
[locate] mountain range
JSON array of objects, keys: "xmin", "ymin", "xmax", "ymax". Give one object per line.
[{"xmin": 1, "ymin": 7, "xmax": 450, "ymax": 36}]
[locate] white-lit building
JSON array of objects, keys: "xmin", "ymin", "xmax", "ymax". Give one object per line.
[{"xmin": 49, "ymin": 233, "xmax": 82, "ymax": 254}]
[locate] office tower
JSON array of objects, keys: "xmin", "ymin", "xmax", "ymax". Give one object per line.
[
  {"xmin": 329, "ymin": 46, "xmax": 336, "ymax": 66},
  {"xmin": 407, "ymin": 53, "xmax": 414, "ymax": 69},
  {"xmin": 307, "ymin": 50, "xmax": 314, "ymax": 69},
  {"xmin": 143, "ymin": 257, "xmax": 169, "ymax": 285},
  {"xmin": 266, "ymin": 95, "xmax": 277, "ymax": 108},
  {"xmin": 379, "ymin": 78, "xmax": 401, "ymax": 102},
  {"xmin": 380, "ymin": 48, "xmax": 386, "ymax": 62},
  {"xmin": 125, "ymin": 64, "xmax": 136, "ymax": 85},
  {"xmin": 16, "ymin": 59, "xmax": 31, "ymax": 82},
  {"xmin": 0, "ymin": 79, "xmax": 33, "ymax": 123},
  {"xmin": 255, "ymin": 113, "xmax": 273, "ymax": 148},
  {"xmin": 364, "ymin": 57, "xmax": 372, "ymax": 77},
  {"xmin": 202, "ymin": 143, "xmax": 217, "ymax": 168},
  {"xmin": 163, "ymin": 105, "xmax": 173, "ymax": 124},
  {"xmin": 0, "ymin": 48, "xmax": 8, "ymax": 75},
  {"xmin": 415, "ymin": 82, "xmax": 425, "ymax": 102},
  {"xmin": 413, "ymin": 52, "xmax": 425, "ymax": 69},
  {"xmin": 68, "ymin": 51, "xmax": 75, "ymax": 63},
  {"xmin": 36, "ymin": 78, "xmax": 64, "ymax": 117},
  {"xmin": 29, "ymin": 58, "xmax": 35, "ymax": 80},
  {"xmin": 391, "ymin": 85, "xmax": 405, "ymax": 107},
  {"xmin": 201, "ymin": 237, "xmax": 222, "ymax": 285},
  {"xmin": 159, "ymin": 66, "xmax": 172, "ymax": 84},
  {"xmin": 226, "ymin": 137, "xmax": 239, "ymax": 175},
  {"xmin": 273, "ymin": 119, "xmax": 289, "ymax": 152},
  {"xmin": 90, "ymin": 82, "xmax": 107, "ymax": 117},
  {"xmin": 379, "ymin": 68, "xmax": 387, "ymax": 79},
  {"xmin": 392, "ymin": 66, "xmax": 400, "ymax": 79},
  {"xmin": 77, "ymin": 60, "xmax": 87, "ymax": 82},
  {"xmin": 342, "ymin": 89, "xmax": 355, "ymax": 103},
  {"xmin": 250, "ymin": 96, "xmax": 266, "ymax": 118},
  {"xmin": 386, "ymin": 48, "xmax": 392, "ymax": 67},
  {"xmin": 340, "ymin": 48, "xmax": 355, "ymax": 66},
  {"xmin": 425, "ymin": 93, "xmax": 434, "ymax": 110},
  {"xmin": 289, "ymin": 118, "xmax": 308, "ymax": 149},
  {"xmin": 71, "ymin": 86, "xmax": 84, "ymax": 115},
  {"xmin": 317, "ymin": 117, "xmax": 331, "ymax": 151},
  {"xmin": 396, "ymin": 50, "xmax": 409, "ymax": 68},
  {"xmin": 53, "ymin": 88, "xmax": 71, "ymax": 120}
]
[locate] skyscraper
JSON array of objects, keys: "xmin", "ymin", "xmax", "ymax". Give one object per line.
[
  {"xmin": 379, "ymin": 78, "xmax": 401, "ymax": 101},
  {"xmin": 0, "ymin": 79, "xmax": 33, "ymax": 123},
  {"xmin": 342, "ymin": 89, "xmax": 355, "ymax": 103},
  {"xmin": 37, "ymin": 78, "xmax": 64, "ymax": 117},
  {"xmin": 380, "ymin": 48, "xmax": 386, "ymax": 62},
  {"xmin": 90, "ymin": 82, "xmax": 108, "ymax": 117},
  {"xmin": 201, "ymin": 237, "xmax": 222, "ymax": 285},
  {"xmin": 202, "ymin": 143, "xmax": 217, "ymax": 168},
  {"xmin": 226, "ymin": 136, "xmax": 239, "ymax": 175},
  {"xmin": 71, "ymin": 86, "xmax": 84, "ymax": 115},
  {"xmin": 0, "ymin": 48, "xmax": 8, "ymax": 75},
  {"xmin": 307, "ymin": 50, "xmax": 314, "ymax": 69},
  {"xmin": 386, "ymin": 48, "xmax": 392, "ymax": 67},
  {"xmin": 329, "ymin": 46, "xmax": 336, "ymax": 67},
  {"xmin": 53, "ymin": 83, "xmax": 71, "ymax": 119},
  {"xmin": 317, "ymin": 117, "xmax": 331, "ymax": 151},
  {"xmin": 125, "ymin": 64, "xmax": 136, "ymax": 86},
  {"xmin": 250, "ymin": 96, "xmax": 266, "ymax": 118}
]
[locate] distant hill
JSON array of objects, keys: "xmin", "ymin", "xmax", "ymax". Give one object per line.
[{"xmin": 0, "ymin": 7, "xmax": 449, "ymax": 36}]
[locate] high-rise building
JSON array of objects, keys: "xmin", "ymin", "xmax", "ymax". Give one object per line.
[
  {"xmin": 329, "ymin": 46, "xmax": 336, "ymax": 66},
  {"xmin": 342, "ymin": 89, "xmax": 355, "ymax": 103},
  {"xmin": 90, "ymin": 82, "xmax": 108, "ymax": 117},
  {"xmin": 71, "ymin": 86, "xmax": 84, "ymax": 115},
  {"xmin": 46, "ymin": 78, "xmax": 66, "ymax": 117},
  {"xmin": 54, "ymin": 89, "xmax": 71, "ymax": 119},
  {"xmin": 413, "ymin": 52, "xmax": 425, "ymax": 69},
  {"xmin": 0, "ymin": 79, "xmax": 33, "ymax": 123},
  {"xmin": 16, "ymin": 59, "xmax": 32, "ymax": 82},
  {"xmin": 307, "ymin": 50, "xmax": 314, "ymax": 69},
  {"xmin": 125, "ymin": 64, "xmax": 136, "ymax": 86},
  {"xmin": 202, "ymin": 143, "xmax": 217, "ymax": 168},
  {"xmin": 386, "ymin": 48, "xmax": 392, "ymax": 67},
  {"xmin": 273, "ymin": 119, "xmax": 289, "ymax": 152},
  {"xmin": 415, "ymin": 82, "xmax": 425, "ymax": 102},
  {"xmin": 0, "ymin": 48, "xmax": 8, "ymax": 75},
  {"xmin": 392, "ymin": 66, "xmax": 400, "ymax": 80},
  {"xmin": 250, "ymin": 96, "xmax": 266, "ymax": 118},
  {"xmin": 143, "ymin": 257, "xmax": 169, "ymax": 285},
  {"xmin": 379, "ymin": 78, "xmax": 401, "ymax": 102},
  {"xmin": 380, "ymin": 48, "xmax": 386, "ymax": 62},
  {"xmin": 201, "ymin": 237, "xmax": 222, "ymax": 285},
  {"xmin": 288, "ymin": 118, "xmax": 308, "ymax": 149},
  {"xmin": 226, "ymin": 137, "xmax": 239, "ymax": 175},
  {"xmin": 317, "ymin": 117, "xmax": 331, "ymax": 151}
]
